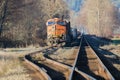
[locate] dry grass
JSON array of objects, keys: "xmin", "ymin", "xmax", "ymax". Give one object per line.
[
  {"xmin": 112, "ymin": 38, "xmax": 120, "ymax": 40},
  {"xmin": 0, "ymin": 56, "xmax": 31, "ymax": 80},
  {"xmin": 0, "ymin": 57, "xmax": 18, "ymax": 76},
  {"xmin": 0, "ymin": 47, "xmax": 44, "ymax": 80}
]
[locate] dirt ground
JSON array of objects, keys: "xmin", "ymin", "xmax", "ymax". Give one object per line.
[
  {"xmin": 101, "ymin": 44, "xmax": 120, "ymax": 56},
  {"xmin": 100, "ymin": 44, "xmax": 120, "ymax": 67},
  {"xmin": 88, "ymin": 36, "xmax": 120, "ymax": 79},
  {"xmin": 47, "ymin": 47, "xmax": 78, "ymax": 66}
]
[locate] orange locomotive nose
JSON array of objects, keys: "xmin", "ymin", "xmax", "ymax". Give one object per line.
[{"xmin": 46, "ymin": 18, "xmax": 73, "ymax": 45}]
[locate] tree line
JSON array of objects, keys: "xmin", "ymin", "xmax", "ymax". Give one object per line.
[
  {"xmin": 0, "ymin": 0, "xmax": 120, "ymax": 48},
  {"xmin": 0, "ymin": 0, "xmax": 69, "ymax": 48},
  {"xmin": 79, "ymin": 0, "xmax": 120, "ymax": 38}
]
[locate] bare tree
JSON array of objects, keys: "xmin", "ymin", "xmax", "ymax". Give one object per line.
[
  {"xmin": 80, "ymin": 0, "xmax": 119, "ymax": 38},
  {"xmin": 0, "ymin": 0, "xmax": 8, "ymax": 35},
  {"xmin": 0, "ymin": 0, "xmax": 69, "ymax": 47}
]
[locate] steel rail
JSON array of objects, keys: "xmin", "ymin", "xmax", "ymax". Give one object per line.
[
  {"xmin": 24, "ymin": 46, "xmax": 58, "ymax": 80},
  {"xmin": 69, "ymin": 35, "xmax": 96, "ymax": 80},
  {"xmin": 69, "ymin": 35, "xmax": 115, "ymax": 80},
  {"xmin": 24, "ymin": 45, "xmax": 71, "ymax": 80},
  {"xmin": 84, "ymin": 36, "xmax": 115, "ymax": 80},
  {"xmin": 75, "ymin": 68, "xmax": 96, "ymax": 80},
  {"xmin": 69, "ymin": 36, "xmax": 83, "ymax": 80},
  {"xmin": 24, "ymin": 55, "xmax": 52, "ymax": 80}
]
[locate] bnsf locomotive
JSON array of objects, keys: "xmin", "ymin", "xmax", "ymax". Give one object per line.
[{"xmin": 46, "ymin": 18, "xmax": 72, "ymax": 45}]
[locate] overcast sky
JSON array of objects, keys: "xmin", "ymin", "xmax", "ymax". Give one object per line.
[
  {"xmin": 64, "ymin": 0, "xmax": 120, "ymax": 12},
  {"xmin": 111, "ymin": 0, "xmax": 120, "ymax": 8}
]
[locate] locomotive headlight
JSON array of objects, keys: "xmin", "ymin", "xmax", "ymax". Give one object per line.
[{"xmin": 48, "ymin": 34, "xmax": 52, "ymax": 39}]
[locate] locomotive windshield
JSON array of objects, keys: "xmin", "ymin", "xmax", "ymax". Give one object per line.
[
  {"xmin": 47, "ymin": 22, "xmax": 55, "ymax": 26},
  {"xmin": 47, "ymin": 21, "xmax": 66, "ymax": 26},
  {"xmin": 57, "ymin": 21, "xmax": 66, "ymax": 26}
]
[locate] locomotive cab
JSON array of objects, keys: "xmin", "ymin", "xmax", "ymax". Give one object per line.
[{"xmin": 46, "ymin": 18, "xmax": 67, "ymax": 45}]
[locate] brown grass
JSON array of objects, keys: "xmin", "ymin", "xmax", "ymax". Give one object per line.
[
  {"xmin": 0, "ymin": 55, "xmax": 31, "ymax": 80},
  {"xmin": 0, "ymin": 47, "xmax": 44, "ymax": 80}
]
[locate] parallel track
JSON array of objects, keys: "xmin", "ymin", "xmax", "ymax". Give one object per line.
[
  {"xmin": 69, "ymin": 36, "xmax": 115, "ymax": 80},
  {"xmin": 24, "ymin": 35, "xmax": 115, "ymax": 80}
]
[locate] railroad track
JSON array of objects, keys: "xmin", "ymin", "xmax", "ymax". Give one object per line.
[
  {"xmin": 85, "ymin": 35, "xmax": 120, "ymax": 79},
  {"xmin": 24, "ymin": 45, "xmax": 72, "ymax": 80},
  {"xmin": 24, "ymin": 46, "xmax": 60, "ymax": 80},
  {"xmin": 69, "ymin": 36, "xmax": 115, "ymax": 80},
  {"xmin": 24, "ymin": 35, "xmax": 115, "ymax": 80}
]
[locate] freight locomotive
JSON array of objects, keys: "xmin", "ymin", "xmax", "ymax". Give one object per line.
[{"xmin": 46, "ymin": 18, "xmax": 77, "ymax": 45}]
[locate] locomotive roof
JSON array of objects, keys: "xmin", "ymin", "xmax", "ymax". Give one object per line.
[{"xmin": 47, "ymin": 18, "xmax": 66, "ymax": 22}]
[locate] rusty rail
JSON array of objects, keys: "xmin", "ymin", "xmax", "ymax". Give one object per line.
[
  {"xmin": 24, "ymin": 46, "xmax": 71, "ymax": 80},
  {"xmin": 69, "ymin": 35, "xmax": 115, "ymax": 80},
  {"xmin": 85, "ymin": 36, "xmax": 115, "ymax": 80},
  {"xmin": 24, "ymin": 46, "xmax": 57, "ymax": 80},
  {"xmin": 24, "ymin": 55, "xmax": 52, "ymax": 80}
]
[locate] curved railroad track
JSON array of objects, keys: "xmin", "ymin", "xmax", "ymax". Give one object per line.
[
  {"xmin": 24, "ymin": 35, "xmax": 115, "ymax": 80},
  {"xmin": 24, "ymin": 46, "xmax": 57, "ymax": 80},
  {"xmin": 24, "ymin": 45, "xmax": 72, "ymax": 80}
]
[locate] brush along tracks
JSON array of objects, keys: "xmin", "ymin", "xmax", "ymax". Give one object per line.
[{"xmin": 69, "ymin": 36, "xmax": 115, "ymax": 80}]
